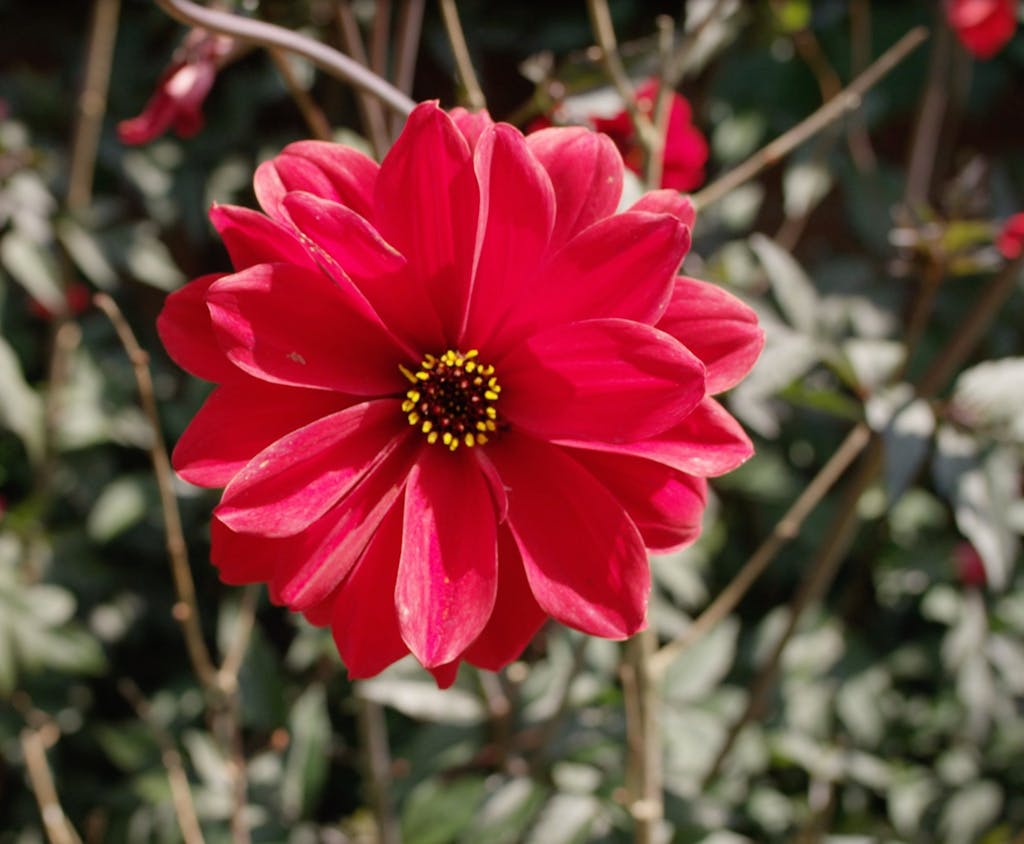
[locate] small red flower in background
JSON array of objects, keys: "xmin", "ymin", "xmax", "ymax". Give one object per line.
[
  {"xmin": 996, "ymin": 212, "xmax": 1024, "ymax": 258},
  {"xmin": 953, "ymin": 542, "xmax": 988, "ymax": 588},
  {"xmin": 592, "ymin": 80, "xmax": 709, "ymax": 192},
  {"xmin": 158, "ymin": 102, "xmax": 762, "ymax": 686},
  {"xmin": 118, "ymin": 28, "xmax": 234, "ymax": 145},
  {"xmin": 28, "ymin": 282, "xmax": 91, "ymax": 320},
  {"xmin": 946, "ymin": 0, "xmax": 1017, "ymax": 59}
]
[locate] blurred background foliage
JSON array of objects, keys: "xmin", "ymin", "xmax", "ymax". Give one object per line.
[{"xmin": 1, "ymin": 0, "xmax": 1023, "ymax": 842}]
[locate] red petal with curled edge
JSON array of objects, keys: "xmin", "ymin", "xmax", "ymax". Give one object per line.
[
  {"xmin": 526, "ymin": 126, "xmax": 623, "ymax": 250},
  {"xmin": 215, "ymin": 400, "xmax": 407, "ymax": 537},
  {"xmin": 375, "ymin": 102, "xmax": 479, "ymax": 343},
  {"xmin": 488, "ymin": 432, "xmax": 649, "ymax": 639},
  {"xmin": 210, "ymin": 516, "xmax": 280, "ymax": 586},
  {"xmin": 629, "ymin": 189, "xmax": 696, "ymax": 229},
  {"xmin": 397, "ymin": 447, "xmax": 498, "ymax": 667},
  {"xmin": 569, "ymin": 448, "xmax": 708, "ymax": 552},
  {"xmin": 449, "ymin": 106, "xmax": 495, "ymax": 150},
  {"xmin": 206, "ymin": 263, "xmax": 406, "ymax": 394},
  {"xmin": 173, "ymin": 380, "xmax": 355, "ymax": 488},
  {"xmin": 499, "ymin": 318, "xmax": 705, "ymax": 443},
  {"xmin": 270, "ymin": 433, "xmax": 419, "ymax": 610},
  {"xmin": 656, "ymin": 276, "xmax": 764, "ymax": 395},
  {"xmin": 461, "ymin": 123, "xmax": 555, "ymax": 350},
  {"xmin": 330, "ymin": 501, "xmax": 411, "ymax": 679},
  {"xmin": 556, "ymin": 397, "xmax": 754, "ymax": 478},
  {"xmin": 281, "ymin": 192, "xmax": 442, "ymax": 354},
  {"xmin": 157, "ymin": 273, "xmax": 238, "ymax": 384},
  {"xmin": 464, "ymin": 528, "xmax": 547, "ymax": 670},
  {"xmin": 494, "ymin": 211, "xmax": 688, "ymax": 352},
  {"xmin": 209, "ymin": 204, "xmax": 317, "ymax": 272},
  {"xmin": 254, "ymin": 140, "xmax": 378, "ymax": 222}
]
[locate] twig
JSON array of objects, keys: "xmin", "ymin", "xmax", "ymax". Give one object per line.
[
  {"xmin": 664, "ymin": 0, "xmax": 731, "ymax": 88},
  {"xmin": 119, "ymin": 680, "xmax": 207, "ymax": 844},
  {"xmin": 93, "ymin": 293, "xmax": 219, "ymax": 691},
  {"xmin": 693, "ymin": 26, "xmax": 929, "ymax": 210},
  {"xmin": 370, "ymin": 0, "xmax": 392, "ymax": 78},
  {"xmin": 702, "ymin": 436, "xmax": 884, "ymax": 785},
  {"xmin": 702, "ymin": 255, "xmax": 1024, "ymax": 783},
  {"xmin": 586, "ymin": 0, "xmax": 646, "ymax": 144},
  {"xmin": 356, "ymin": 694, "xmax": 401, "ymax": 844},
  {"xmin": 644, "ymin": 15, "xmax": 675, "ymax": 190},
  {"xmin": 68, "ymin": 0, "xmax": 121, "ymax": 212},
  {"xmin": 217, "ymin": 584, "xmax": 261, "ymax": 695},
  {"xmin": 621, "ymin": 629, "xmax": 662, "ymax": 844},
  {"xmin": 438, "ymin": 0, "xmax": 486, "ymax": 110},
  {"xmin": 650, "ymin": 422, "xmax": 872, "ymax": 677},
  {"xmin": 391, "ymin": 0, "xmax": 425, "ymax": 136},
  {"xmin": 904, "ymin": 12, "xmax": 952, "ymax": 208},
  {"xmin": 20, "ymin": 727, "xmax": 84, "ymax": 844},
  {"xmin": 266, "ymin": 48, "xmax": 333, "ymax": 141},
  {"xmin": 336, "ymin": 0, "xmax": 391, "ymax": 158},
  {"xmin": 846, "ymin": 0, "xmax": 877, "ymax": 171},
  {"xmin": 152, "ymin": 0, "xmax": 415, "ymax": 117}
]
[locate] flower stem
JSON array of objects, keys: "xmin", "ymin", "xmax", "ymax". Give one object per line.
[
  {"xmin": 622, "ymin": 628, "xmax": 662, "ymax": 844},
  {"xmin": 152, "ymin": 0, "xmax": 416, "ymax": 117},
  {"xmin": 439, "ymin": 0, "xmax": 486, "ymax": 111},
  {"xmin": 693, "ymin": 26, "xmax": 928, "ymax": 210}
]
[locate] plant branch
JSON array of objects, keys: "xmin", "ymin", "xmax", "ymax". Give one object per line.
[
  {"xmin": 438, "ymin": 0, "xmax": 486, "ymax": 110},
  {"xmin": 693, "ymin": 26, "xmax": 928, "ymax": 210},
  {"xmin": 336, "ymin": 0, "xmax": 392, "ymax": 158},
  {"xmin": 119, "ymin": 680, "xmax": 207, "ymax": 844},
  {"xmin": 651, "ymin": 422, "xmax": 872, "ymax": 677},
  {"xmin": 357, "ymin": 694, "xmax": 401, "ymax": 844},
  {"xmin": 93, "ymin": 293, "xmax": 219, "ymax": 691},
  {"xmin": 152, "ymin": 0, "xmax": 415, "ymax": 117},
  {"xmin": 622, "ymin": 629, "xmax": 662, "ymax": 844},
  {"xmin": 266, "ymin": 48, "xmax": 333, "ymax": 141},
  {"xmin": 20, "ymin": 726, "xmax": 84, "ymax": 844},
  {"xmin": 391, "ymin": 0, "xmax": 425, "ymax": 136}
]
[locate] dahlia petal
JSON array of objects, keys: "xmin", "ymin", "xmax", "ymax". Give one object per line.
[
  {"xmin": 209, "ymin": 203, "xmax": 316, "ymax": 271},
  {"xmin": 375, "ymin": 102, "xmax": 479, "ymax": 341},
  {"xmin": 206, "ymin": 263, "xmax": 406, "ymax": 394},
  {"xmin": 526, "ymin": 126, "xmax": 623, "ymax": 249},
  {"xmin": 173, "ymin": 381, "xmax": 354, "ymax": 488},
  {"xmin": 558, "ymin": 397, "xmax": 754, "ymax": 477},
  {"xmin": 397, "ymin": 448, "xmax": 498, "ymax": 667},
  {"xmin": 499, "ymin": 211, "xmax": 689, "ymax": 346},
  {"xmin": 427, "ymin": 661, "xmax": 461, "ymax": 689},
  {"xmin": 657, "ymin": 277, "xmax": 764, "ymax": 394},
  {"xmin": 449, "ymin": 106, "xmax": 494, "ymax": 149},
  {"xmin": 157, "ymin": 273, "xmax": 239, "ymax": 383},
  {"xmin": 280, "ymin": 192, "xmax": 442, "ymax": 352},
  {"xmin": 461, "ymin": 124, "xmax": 555, "ymax": 348},
  {"xmin": 215, "ymin": 400, "xmax": 407, "ymax": 537},
  {"xmin": 630, "ymin": 189, "xmax": 696, "ymax": 229},
  {"xmin": 271, "ymin": 434, "xmax": 419, "ymax": 609},
  {"xmin": 330, "ymin": 503, "xmax": 411, "ymax": 678},
  {"xmin": 489, "ymin": 433, "xmax": 648, "ymax": 639},
  {"xmin": 499, "ymin": 318, "xmax": 706, "ymax": 443},
  {"xmin": 464, "ymin": 529, "xmax": 546, "ymax": 670},
  {"xmin": 254, "ymin": 140, "xmax": 378, "ymax": 222},
  {"xmin": 569, "ymin": 449, "xmax": 707, "ymax": 552},
  {"xmin": 210, "ymin": 517, "xmax": 279, "ymax": 585}
]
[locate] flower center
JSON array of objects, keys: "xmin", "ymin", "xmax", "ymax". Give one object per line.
[{"xmin": 400, "ymin": 349, "xmax": 500, "ymax": 451}]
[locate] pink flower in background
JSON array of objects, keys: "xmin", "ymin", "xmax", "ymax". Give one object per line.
[
  {"xmin": 593, "ymin": 79, "xmax": 709, "ymax": 191},
  {"xmin": 996, "ymin": 211, "xmax": 1024, "ymax": 258},
  {"xmin": 946, "ymin": 0, "xmax": 1017, "ymax": 58},
  {"xmin": 158, "ymin": 102, "xmax": 762, "ymax": 686},
  {"xmin": 118, "ymin": 28, "xmax": 234, "ymax": 145}
]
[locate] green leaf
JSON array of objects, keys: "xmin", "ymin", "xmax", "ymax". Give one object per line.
[
  {"xmin": 87, "ymin": 476, "xmax": 150, "ymax": 542},
  {"xmin": 462, "ymin": 777, "xmax": 546, "ymax": 844},
  {"xmin": 663, "ymin": 617, "xmax": 739, "ymax": 703},
  {"xmin": 522, "ymin": 793, "xmax": 600, "ymax": 844},
  {"xmin": 783, "ymin": 160, "xmax": 831, "ymax": 219},
  {"xmin": 933, "ymin": 427, "xmax": 1020, "ymax": 589},
  {"xmin": 281, "ymin": 683, "xmax": 331, "ymax": 821},
  {"xmin": 866, "ymin": 385, "xmax": 936, "ymax": 505},
  {"xmin": 0, "ymin": 229, "xmax": 63, "ymax": 312},
  {"xmin": 401, "ymin": 776, "xmax": 487, "ymax": 844},
  {"xmin": 939, "ymin": 781, "xmax": 1003, "ymax": 844},
  {"xmin": 0, "ymin": 335, "xmax": 44, "ymax": 462},
  {"xmin": 360, "ymin": 661, "xmax": 485, "ymax": 725},
  {"xmin": 952, "ymin": 357, "xmax": 1024, "ymax": 442},
  {"xmin": 749, "ymin": 233, "xmax": 820, "ymax": 335},
  {"xmin": 56, "ymin": 217, "xmax": 117, "ymax": 289}
]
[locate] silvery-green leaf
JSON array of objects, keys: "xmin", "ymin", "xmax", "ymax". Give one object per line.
[
  {"xmin": 1, "ymin": 230, "xmax": 63, "ymax": 312},
  {"xmin": 952, "ymin": 357, "xmax": 1024, "ymax": 442},
  {"xmin": 783, "ymin": 159, "xmax": 832, "ymax": 219},
  {"xmin": 749, "ymin": 233, "xmax": 819, "ymax": 335}
]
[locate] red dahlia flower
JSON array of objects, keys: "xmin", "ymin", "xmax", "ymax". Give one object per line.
[
  {"xmin": 118, "ymin": 28, "xmax": 234, "ymax": 146},
  {"xmin": 996, "ymin": 211, "xmax": 1024, "ymax": 259},
  {"xmin": 946, "ymin": 0, "xmax": 1017, "ymax": 59},
  {"xmin": 158, "ymin": 102, "xmax": 762, "ymax": 687},
  {"xmin": 592, "ymin": 80, "xmax": 709, "ymax": 192}
]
